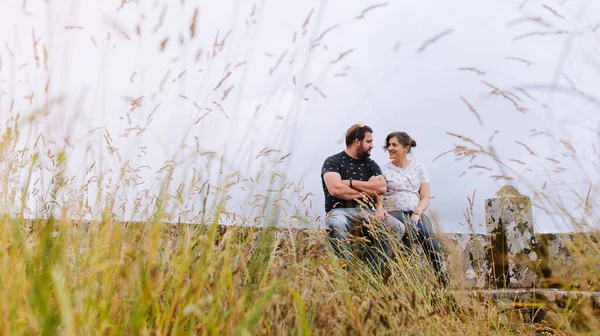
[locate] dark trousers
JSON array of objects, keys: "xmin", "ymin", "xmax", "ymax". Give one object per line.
[{"xmin": 388, "ymin": 210, "xmax": 448, "ymax": 287}]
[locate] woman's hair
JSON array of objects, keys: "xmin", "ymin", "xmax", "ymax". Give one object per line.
[{"xmin": 383, "ymin": 132, "xmax": 417, "ymax": 153}]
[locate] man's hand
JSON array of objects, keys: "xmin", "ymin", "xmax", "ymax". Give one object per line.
[
  {"xmin": 375, "ymin": 207, "xmax": 388, "ymax": 222},
  {"xmin": 353, "ymin": 192, "xmax": 373, "ymax": 207}
]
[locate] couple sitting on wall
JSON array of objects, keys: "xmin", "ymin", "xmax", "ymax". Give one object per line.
[{"xmin": 321, "ymin": 123, "xmax": 448, "ymax": 287}]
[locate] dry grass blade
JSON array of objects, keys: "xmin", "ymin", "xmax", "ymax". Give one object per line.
[
  {"xmin": 190, "ymin": 8, "xmax": 198, "ymax": 38},
  {"xmin": 303, "ymin": 8, "xmax": 314, "ymax": 29},
  {"xmin": 32, "ymin": 29, "xmax": 40, "ymax": 67},
  {"xmin": 331, "ymin": 49, "xmax": 354, "ymax": 64},
  {"xmin": 130, "ymin": 96, "xmax": 144, "ymax": 111},
  {"xmin": 507, "ymin": 16, "xmax": 553, "ymax": 28},
  {"xmin": 221, "ymin": 86, "xmax": 234, "ymax": 101},
  {"xmin": 313, "ymin": 86, "xmax": 327, "ymax": 99},
  {"xmin": 505, "ymin": 57, "xmax": 534, "ymax": 66},
  {"xmin": 4, "ymin": 41, "xmax": 14, "ymax": 58},
  {"xmin": 560, "ymin": 139, "xmax": 576, "ymax": 154},
  {"xmin": 460, "ymin": 97, "xmax": 484, "ymax": 126},
  {"xmin": 481, "ymin": 80, "xmax": 528, "ymax": 113},
  {"xmin": 584, "ymin": 183, "xmax": 593, "ymax": 215},
  {"xmin": 154, "ymin": 6, "xmax": 168, "ymax": 33},
  {"xmin": 542, "ymin": 5, "xmax": 566, "ymax": 20},
  {"xmin": 468, "ymin": 164, "xmax": 492, "ymax": 171},
  {"xmin": 355, "ymin": 3, "xmax": 389, "ymax": 20},
  {"xmin": 490, "ymin": 174, "xmax": 514, "ymax": 180},
  {"xmin": 513, "ymin": 86, "xmax": 539, "ymax": 103},
  {"xmin": 316, "ymin": 24, "xmax": 340, "ymax": 42},
  {"xmin": 214, "ymin": 72, "xmax": 232, "ymax": 91},
  {"xmin": 159, "ymin": 38, "xmax": 169, "ymax": 51},
  {"xmin": 519, "ymin": 0, "xmax": 531, "ymax": 10},
  {"xmin": 417, "ymin": 28, "xmax": 454, "ymax": 53},
  {"xmin": 513, "ymin": 30, "xmax": 568, "ymax": 41},
  {"xmin": 269, "ymin": 50, "xmax": 288, "ymax": 75},
  {"xmin": 515, "ymin": 141, "xmax": 537, "ymax": 156},
  {"xmin": 458, "ymin": 67, "xmax": 486, "ymax": 75},
  {"xmin": 213, "ymin": 30, "xmax": 232, "ymax": 54},
  {"xmin": 212, "ymin": 101, "xmax": 229, "ymax": 119}
]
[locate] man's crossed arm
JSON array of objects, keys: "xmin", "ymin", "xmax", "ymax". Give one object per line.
[
  {"xmin": 343, "ymin": 175, "xmax": 386, "ymax": 197},
  {"xmin": 323, "ymin": 172, "xmax": 387, "ymax": 200}
]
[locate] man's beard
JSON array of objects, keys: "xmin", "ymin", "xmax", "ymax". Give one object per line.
[{"xmin": 357, "ymin": 149, "xmax": 371, "ymax": 159}]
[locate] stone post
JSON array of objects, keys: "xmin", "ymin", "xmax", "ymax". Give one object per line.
[{"xmin": 485, "ymin": 185, "xmax": 546, "ymax": 288}]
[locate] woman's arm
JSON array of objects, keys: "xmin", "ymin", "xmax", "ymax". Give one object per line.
[{"xmin": 411, "ymin": 182, "xmax": 431, "ymax": 222}]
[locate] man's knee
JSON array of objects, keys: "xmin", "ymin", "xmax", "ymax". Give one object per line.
[{"xmin": 326, "ymin": 211, "xmax": 352, "ymax": 238}]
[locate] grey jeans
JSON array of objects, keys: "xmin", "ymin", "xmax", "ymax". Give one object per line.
[{"xmin": 326, "ymin": 207, "xmax": 405, "ymax": 273}]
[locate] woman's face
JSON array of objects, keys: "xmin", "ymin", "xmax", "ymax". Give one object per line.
[{"xmin": 386, "ymin": 136, "xmax": 409, "ymax": 160}]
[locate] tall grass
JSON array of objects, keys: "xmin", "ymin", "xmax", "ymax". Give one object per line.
[
  {"xmin": 0, "ymin": 210, "xmax": 525, "ymax": 334},
  {"xmin": 0, "ymin": 116, "xmax": 543, "ymax": 333},
  {"xmin": 1, "ymin": 132, "xmax": 593, "ymax": 334}
]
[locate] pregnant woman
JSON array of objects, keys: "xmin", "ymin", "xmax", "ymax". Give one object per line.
[{"xmin": 381, "ymin": 131, "xmax": 448, "ymax": 287}]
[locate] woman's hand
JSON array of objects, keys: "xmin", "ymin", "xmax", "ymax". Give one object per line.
[
  {"xmin": 410, "ymin": 213, "xmax": 421, "ymax": 223},
  {"xmin": 375, "ymin": 207, "xmax": 388, "ymax": 222}
]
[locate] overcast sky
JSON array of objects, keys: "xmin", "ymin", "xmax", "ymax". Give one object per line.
[{"xmin": 1, "ymin": 0, "xmax": 599, "ymax": 232}]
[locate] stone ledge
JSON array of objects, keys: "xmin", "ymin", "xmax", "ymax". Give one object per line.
[
  {"xmin": 450, "ymin": 289, "xmax": 600, "ymax": 326},
  {"xmin": 451, "ymin": 289, "xmax": 600, "ymax": 304}
]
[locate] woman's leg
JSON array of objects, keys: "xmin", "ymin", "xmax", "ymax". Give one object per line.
[
  {"xmin": 388, "ymin": 210, "xmax": 448, "ymax": 287},
  {"xmin": 416, "ymin": 214, "xmax": 448, "ymax": 287},
  {"xmin": 387, "ymin": 211, "xmax": 419, "ymax": 249}
]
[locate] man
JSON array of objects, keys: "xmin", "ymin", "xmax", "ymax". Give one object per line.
[{"xmin": 321, "ymin": 124, "xmax": 404, "ymax": 272}]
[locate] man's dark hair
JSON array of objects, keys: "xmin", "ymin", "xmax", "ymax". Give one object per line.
[
  {"xmin": 383, "ymin": 132, "xmax": 417, "ymax": 153},
  {"xmin": 345, "ymin": 124, "xmax": 373, "ymax": 146}
]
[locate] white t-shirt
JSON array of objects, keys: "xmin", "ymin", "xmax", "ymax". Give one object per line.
[{"xmin": 382, "ymin": 161, "xmax": 430, "ymax": 212}]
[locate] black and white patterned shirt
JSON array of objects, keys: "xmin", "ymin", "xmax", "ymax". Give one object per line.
[{"xmin": 321, "ymin": 151, "xmax": 382, "ymax": 213}]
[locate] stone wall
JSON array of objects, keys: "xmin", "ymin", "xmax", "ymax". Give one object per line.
[
  {"xmin": 435, "ymin": 185, "xmax": 599, "ymax": 290},
  {"xmin": 205, "ymin": 184, "xmax": 598, "ymax": 290},
  {"xmin": 24, "ymin": 184, "xmax": 598, "ymax": 291},
  {"xmin": 202, "ymin": 184, "xmax": 598, "ymax": 290}
]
